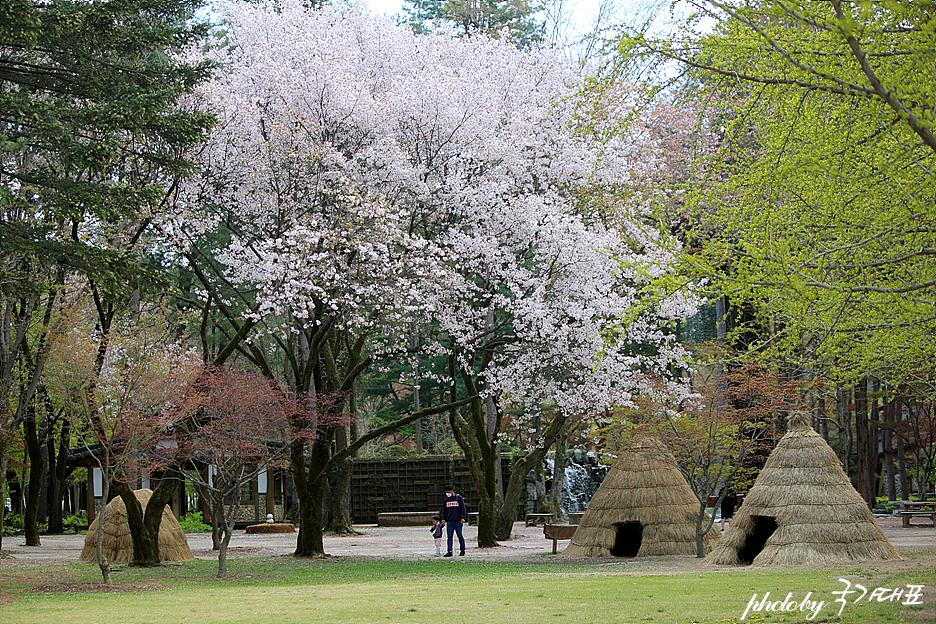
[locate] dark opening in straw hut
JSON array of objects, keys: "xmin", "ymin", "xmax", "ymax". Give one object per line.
[
  {"xmin": 704, "ymin": 412, "xmax": 900, "ymax": 566},
  {"xmin": 561, "ymin": 437, "xmax": 718, "ymax": 558}
]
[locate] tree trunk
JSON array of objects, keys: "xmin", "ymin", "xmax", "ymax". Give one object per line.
[
  {"xmin": 884, "ymin": 400, "xmax": 896, "ymax": 501},
  {"xmin": 116, "ymin": 482, "xmax": 159, "ymax": 566},
  {"xmin": 494, "ymin": 436, "xmax": 560, "ymax": 540},
  {"xmin": 116, "ymin": 473, "xmax": 177, "ymax": 567},
  {"xmin": 835, "ymin": 383, "xmax": 851, "ymax": 474},
  {"xmin": 486, "ymin": 394, "xmax": 503, "ymax": 498},
  {"xmin": 140, "ymin": 474, "xmax": 179, "ymax": 563},
  {"xmin": 897, "ymin": 402, "xmax": 910, "ymax": 499},
  {"xmin": 46, "ymin": 419, "xmax": 69, "ymax": 534},
  {"xmin": 818, "ymin": 394, "xmax": 829, "ymax": 442},
  {"xmin": 533, "ymin": 461, "xmax": 548, "ymax": 514},
  {"xmin": 327, "ymin": 426, "xmax": 355, "ymax": 535},
  {"xmin": 216, "ymin": 501, "xmax": 231, "ymax": 578},
  {"xmin": 23, "ymin": 402, "xmax": 44, "ymax": 546},
  {"xmin": 492, "ymin": 413, "xmax": 566, "ymax": 541},
  {"xmin": 854, "ymin": 378, "xmax": 874, "ymax": 508},
  {"xmin": 95, "ymin": 475, "xmax": 112, "ymax": 584},
  {"xmin": 412, "ymin": 328, "xmax": 423, "ymax": 454},
  {"xmin": 549, "ymin": 419, "xmax": 568, "ymax": 520},
  {"xmin": 292, "ymin": 437, "xmax": 329, "ymax": 557},
  {"xmin": 0, "ymin": 436, "xmax": 9, "ymax": 552},
  {"xmin": 469, "ymin": 410, "xmax": 501, "ymax": 547}
]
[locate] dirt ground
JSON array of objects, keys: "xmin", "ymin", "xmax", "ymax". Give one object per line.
[{"xmin": 1, "ymin": 513, "xmax": 933, "ymax": 572}]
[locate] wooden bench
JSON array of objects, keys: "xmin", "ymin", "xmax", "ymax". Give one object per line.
[
  {"xmin": 525, "ymin": 513, "xmax": 555, "ymax": 526},
  {"xmin": 467, "ymin": 512, "xmax": 479, "ymax": 525},
  {"xmin": 544, "ymin": 524, "xmax": 577, "ymax": 554},
  {"xmin": 899, "ymin": 502, "xmax": 936, "ymax": 528},
  {"xmin": 377, "ymin": 512, "xmax": 437, "ymax": 527},
  {"xmin": 568, "ymin": 512, "xmax": 585, "ymax": 525}
]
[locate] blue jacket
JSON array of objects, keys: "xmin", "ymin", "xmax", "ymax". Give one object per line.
[{"xmin": 440, "ymin": 493, "xmax": 467, "ymax": 522}]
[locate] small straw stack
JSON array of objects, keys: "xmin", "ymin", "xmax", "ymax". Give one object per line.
[
  {"xmin": 79, "ymin": 489, "xmax": 194, "ymax": 564},
  {"xmin": 562, "ymin": 437, "xmax": 718, "ymax": 558},
  {"xmin": 705, "ymin": 412, "xmax": 900, "ymax": 566}
]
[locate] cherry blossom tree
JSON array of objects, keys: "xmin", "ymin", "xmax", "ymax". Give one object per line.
[{"xmin": 168, "ymin": 0, "xmax": 698, "ymax": 553}]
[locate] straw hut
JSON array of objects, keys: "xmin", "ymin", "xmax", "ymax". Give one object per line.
[
  {"xmin": 79, "ymin": 489, "xmax": 194, "ymax": 564},
  {"xmin": 561, "ymin": 437, "xmax": 719, "ymax": 557},
  {"xmin": 705, "ymin": 412, "xmax": 900, "ymax": 566}
]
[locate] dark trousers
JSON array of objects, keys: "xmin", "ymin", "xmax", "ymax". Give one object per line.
[{"xmin": 446, "ymin": 521, "xmax": 465, "ymax": 553}]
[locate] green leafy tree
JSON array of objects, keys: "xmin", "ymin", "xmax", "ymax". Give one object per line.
[
  {"xmin": 619, "ymin": 0, "xmax": 935, "ymax": 383},
  {"xmin": 402, "ymin": 0, "xmax": 544, "ymax": 48},
  {"xmin": 0, "ymin": 0, "xmax": 215, "ymax": 553}
]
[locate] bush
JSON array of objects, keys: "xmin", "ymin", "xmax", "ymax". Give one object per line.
[
  {"xmin": 179, "ymin": 511, "xmax": 212, "ymax": 533},
  {"xmin": 2, "ymin": 513, "xmax": 24, "ymax": 536},
  {"xmin": 875, "ymin": 496, "xmax": 897, "ymax": 514},
  {"xmin": 63, "ymin": 513, "xmax": 87, "ymax": 533}
]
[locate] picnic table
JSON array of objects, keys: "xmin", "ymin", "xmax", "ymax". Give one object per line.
[{"xmin": 899, "ymin": 501, "xmax": 936, "ymax": 528}]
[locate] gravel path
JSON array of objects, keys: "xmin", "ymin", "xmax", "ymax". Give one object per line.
[{"xmin": 1, "ymin": 514, "xmax": 932, "ymax": 571}]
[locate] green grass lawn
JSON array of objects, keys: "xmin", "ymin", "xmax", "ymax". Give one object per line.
[{"xmin": 1, "ymin": 556, "xmax": 933, "ymax": 624}]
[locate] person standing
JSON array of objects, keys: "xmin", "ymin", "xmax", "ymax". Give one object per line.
[
  {"xmin": 430, "ymin": 516, "xmax": 444, "ymax": 556},
  {"xmin": 439, "ymin": 485, "xmax": 467, "ymax": 557},
  {"xmin": 720, "ymin": 492, "xmax": 736, "ymax": 531}
]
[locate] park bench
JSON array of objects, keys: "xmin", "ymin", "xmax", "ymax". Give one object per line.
[
  {"xmin": 377, "ymin": 512, "xmax": 436, "ymax": 527},
  {"xmin": 544, "ymin": 524, "xmax": 577, "ymax": 554},
  {"xmin": 899, "ymin": 501, "xmax": 936, "ymax": 528},
  {"xmin": 568, "ymin": 512, "xmax": 585, "ymax": 525},
  {"xmin": 525, "ymin": 513, "xmax": 556, "ymax": 526}
]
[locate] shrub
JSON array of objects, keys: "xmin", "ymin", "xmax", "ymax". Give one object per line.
[
  {"xmin": 2, "ymin": 513, "xmax": 24, "ymax": 536},
  {"xmin": 179, "ymin": 511, "xmax": 212, "ymax": 533}
]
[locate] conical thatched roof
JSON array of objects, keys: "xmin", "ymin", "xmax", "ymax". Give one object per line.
[
  {"xmin": 561, "ymin": 437, "xmax": 718, "ymax": 557},
  {"xmin": 705, "ymin": 412, "xmax": 900, "ymax": 566},
  {"xmin": 79, "ymin": 489, "xmax": 194, "ymax": 564}
]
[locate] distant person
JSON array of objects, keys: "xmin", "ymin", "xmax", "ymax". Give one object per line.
[
  {"xmin": 439, "ymin": 485, "xmax": 467, "ymax": 557},
  {"xmin": 720, "ymin": 492, "xmax": 736, "ymax": 531},
  {"xmin": 430, "ymin": 515, "xmax": 444, "ymax": 556}
]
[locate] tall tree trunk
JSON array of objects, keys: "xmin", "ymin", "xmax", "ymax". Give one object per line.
[
  {"xmin": 215, "ymin": 500, "xmax": 232, "ymax": 578},
  {"xmin": 854, "ymin": 378, "xmax": 874, "ymax": 508},
  {"xmin": 117, "ymin": 473, "xmax": 178, "ymax": 566},
  {"xmin": 549, "ymin": 418, "xmax": 568, "ymax": 520},
  {"xmin": 24, "ymin": 402, "xmax": 44, "ymax": 546},
  {"xmin": 292, "ymin": 437, "xmax": 329, "ymax": 557},
  {"xmin": 477, "ymin": 428, "xmax": 501, "ymax": 547},
  {"xmin": 486, "ymin": 394, "xmax": 503, "ymax": 498},
  {"xmin": 116, "ymin": 482, "xmax": 158, "ymax": 566},
  {"xmin": 897, "ymin": 400, "xmax": 911, "ymax": 499},
  {"xmin": 493, "ymin": 413, "xmax": 566, "ymax": 541},
  {"xmin": 818, "ymin": 394, "xmax": 829, "ymax": 441},
  {"xmin": 46, "ymin": 419, "xmax": 70, "ymax": 534},
  {"xmin": 412, "ymin": 327, "xmax": 423, "ymax": 454},
  {"xmin": 884, "ymin": 400, "xmax": 896, "ymax": 501},
  {"xmin": 141, "ymin": 473, "xmax": 179, "ymax": 562},
  {"xmin": 836, "ymin": 383, "xmax": 851, "ymax": 474},
  {"xmin": 0, "ymin": 436, "xmax": 9, "ymax": 552},
  {"xmin": 95, "ymin": 473, "xmax": 112, "ymax": 584},
  {"xmin": 327, "ymin": 425, "xmax": 355, "ymax": 535}
]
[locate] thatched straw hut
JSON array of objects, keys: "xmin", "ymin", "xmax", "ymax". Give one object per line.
[
  {"xmin": 561, "ymin": 437, "xmax": 718, "ymax": 557},
  {"xmin": 704, "ymin": 412, "xmax": 900, "ymax": 566},
  {"xmin": 79, "ymin": 489, "xmax": 194, "ymax": 564}
]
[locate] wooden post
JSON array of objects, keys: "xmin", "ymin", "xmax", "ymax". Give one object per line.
[{"xmin": 86, "ymin": 475, "xmax": 95, "ymax": 524}]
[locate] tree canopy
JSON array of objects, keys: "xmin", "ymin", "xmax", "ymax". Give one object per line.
[{"xmin": 621, "ymin": 0, "xmax": 936, "ymax": 382}]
